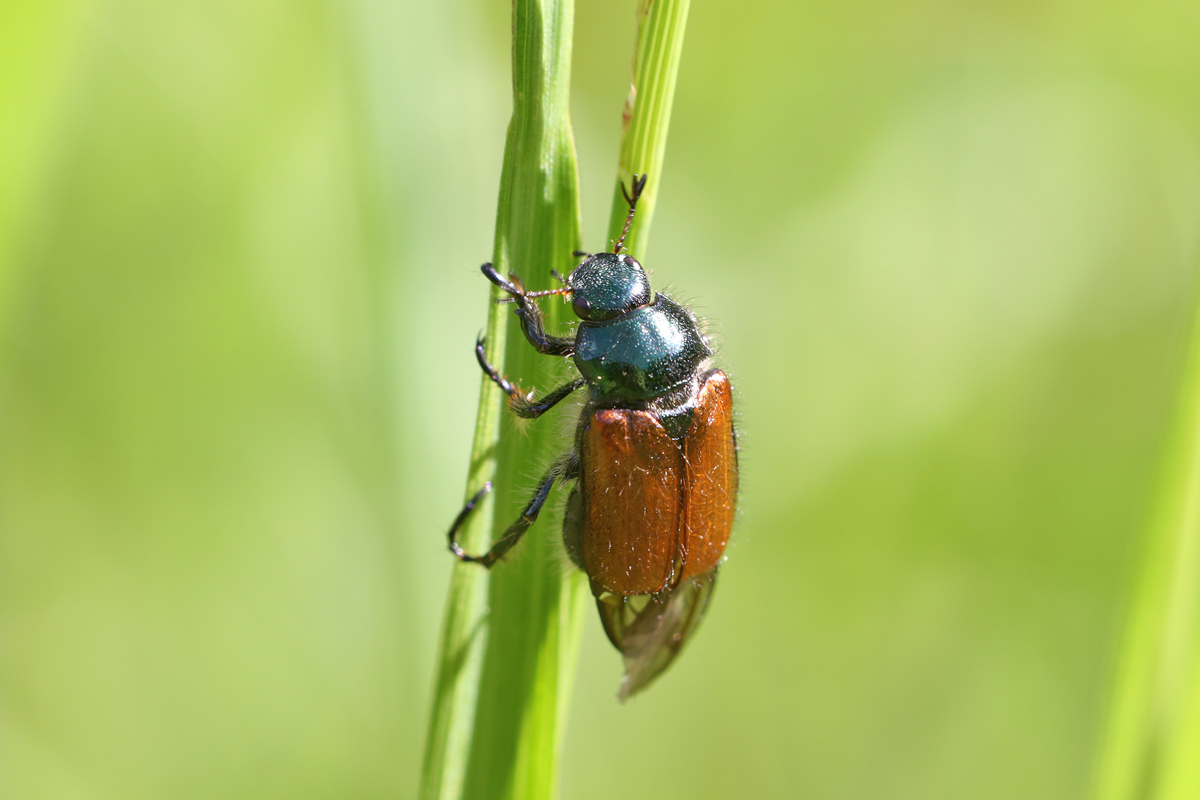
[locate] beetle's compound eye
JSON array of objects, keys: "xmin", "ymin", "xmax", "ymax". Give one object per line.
[
  {"xmin": 620, "ymin": 254, "xmax": 643, "ymax": 271},
  {"xmin": 572, "ymin": 293, "xmax": 602, "ymax": 320}
]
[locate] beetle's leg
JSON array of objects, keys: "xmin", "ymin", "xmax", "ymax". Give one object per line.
[
  {"xmin": 474, "ymin": 336, "xmax": 584, "ymax": 419},
  {"xmin": 445, "ymin": 481, "xmax": 492, "ymax": 561},
  {"xmin": 449, "ymin": 453, "xmax": 579, "ymax": 568},
  {"xmin": 510, "ymin": 378, "xmax": 585, "ymax": 418},
  {"xmin": 480, "ymin": 262, "xmax": 574, "ymax": 356}
]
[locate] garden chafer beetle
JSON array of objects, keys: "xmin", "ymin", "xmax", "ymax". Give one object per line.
[{"xmin": 448, "ymin": 176, "xmax": 737, "ymax": 699}]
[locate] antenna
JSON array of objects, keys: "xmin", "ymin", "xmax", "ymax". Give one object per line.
[
  {"xmin": 495, "ymin": 286, "xmax": 571, "ymax": 304},
  {"xmin": 613, "ymin": 173, "xmax": 649, "ymax": 254}
]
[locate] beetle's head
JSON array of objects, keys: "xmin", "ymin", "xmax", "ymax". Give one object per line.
[{"xmin": 566, "ymin": 252, "xmax": 652, "ymax": 322}]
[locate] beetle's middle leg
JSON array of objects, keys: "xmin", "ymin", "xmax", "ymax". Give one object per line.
[
  {"xmin": 449, "ymin": 453, "xmax": 579, "ymax": 568},
  {"xmin": 474, "ymin": 335, "xmax": 584, "ymax": 419}
]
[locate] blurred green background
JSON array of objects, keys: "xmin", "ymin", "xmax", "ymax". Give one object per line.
[{"xmin": 3, "ymin": 0, "xmax": 1199, "ymax": 797}]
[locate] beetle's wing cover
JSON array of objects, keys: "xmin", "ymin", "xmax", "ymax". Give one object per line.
[
  {"xmin": 580, "ymin": 409, "xmax": 682, "ymax": 596},
  {"xmin": 681, "ymin": 370, "xmax": 738, "ymax": 580},
  {"xmin": 597, "ymin": 567, "xmax": 719, "ymax": 701}
]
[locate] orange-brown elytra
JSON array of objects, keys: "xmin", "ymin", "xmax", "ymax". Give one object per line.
[{"xmin": 447, "ymin": 175, "xmax": 738, "ymax": 699}]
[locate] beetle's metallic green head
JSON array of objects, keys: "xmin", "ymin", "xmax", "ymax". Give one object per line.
[{"xmin": 567, "ymin": 252, "xmax": 652, "ymax": 322}]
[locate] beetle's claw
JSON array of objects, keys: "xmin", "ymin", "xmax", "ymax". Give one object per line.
[
  {"xmin": 481, "ymin": 262, "xmax": 533, "ymax": 306},
  {"xmin": 480, "ymin": 262, "xmax": 519, "ymax": 295}
]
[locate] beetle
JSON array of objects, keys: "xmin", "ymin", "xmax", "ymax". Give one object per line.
[{"xmin": 447, "ymin": 175, "xmax": 738, "ymax": 699}]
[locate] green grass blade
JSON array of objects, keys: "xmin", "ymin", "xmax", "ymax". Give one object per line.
[
  {"xmin": 419, "ymin": 1, "xmax": 587, "ymax": 799},
  {"xmin": 0, "ymin": 0, "xmax": 82, "ymax": 331},
  {"xmin": 1093, "ymin": 284, "xmax": 1200, "ymax": 800},
  {"xmin": 1158, "ymin": 658, "xmax": 1200, "ymax": 797},
  {"xmin": 605, "ymin": 0, "xmax": 691, "ymax": 260},
  {"xmin": 422, "ymin": 1, "xmax": 695, "ymax": 796}
]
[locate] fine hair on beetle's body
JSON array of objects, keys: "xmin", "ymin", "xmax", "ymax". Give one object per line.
[{"xmin": 447, "ymin": 174, "xmax": 738, "ymax": 699}]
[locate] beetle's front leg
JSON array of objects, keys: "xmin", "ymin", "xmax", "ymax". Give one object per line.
[{"xmin": 480, "ymin": 262, "xmax": 574, "ymax": 356}]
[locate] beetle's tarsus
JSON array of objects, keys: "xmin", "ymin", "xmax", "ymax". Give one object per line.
[
  {"xmin": 475, "ymin": 335, "xmax": 519, "ymax": 397},
  {"xmin": 447, "ymin": 482, "xmax": 494, "ymax": 565}
]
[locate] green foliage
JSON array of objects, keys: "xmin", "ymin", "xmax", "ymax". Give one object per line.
[
  {"xmin": 604, "ymin": 0, "xmax": 690, "ymax": 259},
  {"xmin": 3, "ymin": 0, "xmax": 1200, "ymax": 799},
  {"xmin": 420, "ymin": 1, "xmax": 585, "ymax": 797},
  {"xmin": 1092, "ymin": 290, "xmax": 1200, "ymax": 800}
]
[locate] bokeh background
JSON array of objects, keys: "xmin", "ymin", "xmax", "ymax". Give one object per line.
[{"xmin": 3, "ymin": 0, "xmax": 1200, "ymax": 797}]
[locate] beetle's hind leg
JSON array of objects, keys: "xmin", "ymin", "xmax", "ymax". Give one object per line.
[
  {"xmin": 474, "ymin": 335, "xmax": 584, "ymax": 419},
  {"xmin": 448, "ymin": 453, "xmax": 579, "ymax": 568}
]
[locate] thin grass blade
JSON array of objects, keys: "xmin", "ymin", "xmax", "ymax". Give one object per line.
[
  {"xmin": 1093, "ymin": 280, "xmax": 1200, "ymax": 800},
  {"xmin": 605, "ymin": 0, "xmax": 691, "ymax": 260},
  {"xmin": 419, "ymin": 1, "xmax": 588, "ymax": 799}
]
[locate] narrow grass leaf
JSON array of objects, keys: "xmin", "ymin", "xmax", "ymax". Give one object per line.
[
  {"xmin": 420, "ymin": 1, "xmax": 587, "ymax": 799},
  {"xmin": 1093, "ymin": 281, "xmax": 1200, "ymax": 800},
  {"xmin": 605, "ymin": 0, "xmax": 691, "ymax": 260}
]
